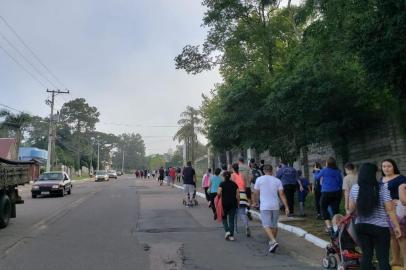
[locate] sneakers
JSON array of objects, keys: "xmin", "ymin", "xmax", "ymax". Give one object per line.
[
  {"xmin": 269, "ymin": 241, "xmax": 279, "ymax": 253},
  {"xmin": 229, "ymin": 236, "xmax": 235, "ymax": 241},
  {"xmin": 246, "ymin": 227, "xmax": 251, "ymax": 237},
  {"xmin": 225, "ymin": 232, "xmax": 231, "ymax": 240}
]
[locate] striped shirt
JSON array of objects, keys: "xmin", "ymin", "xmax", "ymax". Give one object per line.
[{"xmin": 350, "ymin": 183, "xmax": 392, "ymax": 227}]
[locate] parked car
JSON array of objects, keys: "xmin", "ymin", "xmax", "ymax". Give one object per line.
[
  {"xmin": 31, "ymin": 171, "xmax": 72, "ymax": 198},
  {"xmin": 95, "ymin": 171, "xmax": 109, "ymax": 182},
  {"xmin": 108, "ymin": 170, "xmax": 118, "ymax": 179},
  {"xmin": 117, "ymin": 171, "xmax": 123, "ymax": 176}
]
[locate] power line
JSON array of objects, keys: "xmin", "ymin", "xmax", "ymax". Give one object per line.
[
  {"xmin": 0, "ymin": 29, "xmax": 59, "ymax": 89},
  {"xmin": 0, "ymin": 43, "xmax": 47, "ymax": 88},
  {"xmin": 0, "ymin": 15, "xmax": 67, "ymax": 89},
  {"xmin": 0, "ymin": 103, "xmax": 25, "ymax": 114}
]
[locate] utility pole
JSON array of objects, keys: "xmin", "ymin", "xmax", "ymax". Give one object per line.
[
  {"xmin": 121, "ymin": 150, "xmax": 125, "ymax": 173},
  {"xmin": 46, "ymin": 89, "xmax": 69, "ymax": 172},
  {"xmin": 97, "ymin": 142, "xmax": 100, "ymax": 171}
]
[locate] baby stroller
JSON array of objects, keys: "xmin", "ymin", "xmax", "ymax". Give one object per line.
[
  {"xmin": 182, "ymin": 189, "xmax": 198, "ymax": 207},
  {"xmin": 322, "ymin": 215, "xmax": 362, "ymax": 270}
]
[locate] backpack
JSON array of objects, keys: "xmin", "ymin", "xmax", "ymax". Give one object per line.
[{"xmin": 251, "ymin": 168, "xmax": 263, "ymax": 184}]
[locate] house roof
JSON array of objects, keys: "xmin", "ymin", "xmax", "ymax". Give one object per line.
[{"xmin": 0, "ymin": 138, "xmax": 16, "ymax": 159}]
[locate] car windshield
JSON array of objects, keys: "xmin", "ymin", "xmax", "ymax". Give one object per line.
[
  {"xmin": 96, "ymin": 171, "xmax": 106, "ymax": 175},
  {"xmin": 38, "ymin": 173, "xmax": 63, "ymax": 181}
]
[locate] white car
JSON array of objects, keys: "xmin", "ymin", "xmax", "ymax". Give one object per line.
[{"xmin": 95, "ymin": 171, "xmax": 109, "ymax": 182}]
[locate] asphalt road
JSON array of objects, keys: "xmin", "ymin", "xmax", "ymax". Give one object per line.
[{"xmin": 0, "ymin": 175, "xmax": 323, "ymax": 270}]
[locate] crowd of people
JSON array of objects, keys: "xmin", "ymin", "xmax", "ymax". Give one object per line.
[
  {"xmin": 135, "ymin": 156, "xmax": 406, "ymax": 269},
  {"xmin": 177, "ymin": 157, "xmax": 406, "ymax": 270}
]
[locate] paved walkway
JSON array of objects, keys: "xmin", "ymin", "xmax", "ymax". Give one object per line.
[{"xmin": 135, "ymin": 178, "xmax": 324, "ymax": 270}]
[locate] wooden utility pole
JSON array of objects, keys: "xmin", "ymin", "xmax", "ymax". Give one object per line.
[{"xmin": 46, "ymin": 89, "xmax": 69, "ymax": 172}]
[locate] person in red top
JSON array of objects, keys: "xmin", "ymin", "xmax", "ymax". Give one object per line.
[{"xmin": 169, "ymin": 166, "xmax": 177, "ymax": 187}]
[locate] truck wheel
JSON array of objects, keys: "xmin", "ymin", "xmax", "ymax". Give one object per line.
[{"xmin": 0, "ymin": 194, "xmax": 11, "ymax": 229}]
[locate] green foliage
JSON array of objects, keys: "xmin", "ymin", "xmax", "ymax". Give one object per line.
[
  {"xmin": 112, "ymin": 133, "xmax": 146, "ymax": 171},
  {"xmin": 176, "ymin": 0, "xmax": 404, "ymax": 163}
]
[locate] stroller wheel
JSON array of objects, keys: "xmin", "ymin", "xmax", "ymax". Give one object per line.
[
  {"xmin": 322, "ymin": 255, "xmax": 337, "ymax": 269},
  {"xmin": 336, "ymin": 262, "xmax": 346, "ymax": 270}
]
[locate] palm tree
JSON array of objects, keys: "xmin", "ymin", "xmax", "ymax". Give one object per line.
[
  {"xmin": 173, "ymin": 106, "xmax": 203, "ymax": 165},
  {"xmin": 0, "ymin": 110, "xmax": 31, "ymax": 157}
]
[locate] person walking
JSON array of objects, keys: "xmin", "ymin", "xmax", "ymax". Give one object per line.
[
  {"xmin": 169, "ymin": 166, "xmax": 177, "ymax": 187},
  {"xmin": 218, "ymin": 171, "xmax": 239, "ymax": 241},
  {"xmin": 182, "ymin": 161, "xmax": 197, "ymax": 207},
  {"xmin": 297, "ymin": 170, "xmax": 310, "ymax": 217},
  {"xmin": 202, "ymin": 168, "xmax": 212, "ymax": 206},
  {"xmin": 348, "ymin": 163, "xmax": 401, "ymax": 270},
  {"xmin": 254, "ymin": 164, "xmax": 289, "ymax": 253},
  {"xmin": 343, "ymin": 163, "xmax": 358, "ymax": 214},
  {"xmin": 276, "ymin": 162, "xmax": 303, "ymax": 216},
  {"xmin": 209, "ymin": 168, "xmax": 222, "ymax": 219},
  {"xmin": 381, "ymin": 159, "xmax": 406, "ymax": 269},
  {"xmin": 231, "ymin": 163, "xmax": 251, "ymax": 237},
  {"xmin": 158, "ymin": 167, "xmax": 164, "ymax": 186},
  {"xmin": 315, "ymin": 157, "xmax": 343, "ymax": 234},
  {"xmin": 313, "ymin": 162, "xmax": 323, "ymax": 219}
]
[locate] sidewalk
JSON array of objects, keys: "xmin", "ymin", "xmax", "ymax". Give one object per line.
[{"xmin": 134, "ymin": 178, "xmax": 324, "ymax": 269}]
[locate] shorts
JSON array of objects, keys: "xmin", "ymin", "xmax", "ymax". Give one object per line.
[
  {"xmin": 183, "ymin": 184, "xmax": 195, "ymax": 195},
  {"xmin": 260, "ymin": 210, "xmax": 279, "ymax": 228}
]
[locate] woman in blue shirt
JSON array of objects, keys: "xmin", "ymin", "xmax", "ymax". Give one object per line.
[
  {"xmin": 208, "ymin": 168, "xmax": 223, "ymax": 220},
  {"xmin": 315, "ymin": 157, "xmax": 343, "ymax": 233}
]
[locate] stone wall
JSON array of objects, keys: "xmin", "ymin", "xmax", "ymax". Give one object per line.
[{"xmin": 212, "ymin": 123, "xmax": 406, "ymax": 183}]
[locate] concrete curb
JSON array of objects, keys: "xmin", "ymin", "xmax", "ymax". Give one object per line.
[{"xmin": 173, "ymin": 183, "xmax": 329, "ymax": 249}]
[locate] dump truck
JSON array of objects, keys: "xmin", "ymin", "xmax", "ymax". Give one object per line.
[{"xmin": 0, "ymin": 157, "xmax": 39, "ymax": 228}]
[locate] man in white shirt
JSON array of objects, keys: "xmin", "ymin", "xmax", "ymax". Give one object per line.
[{"xmin": 254, "ymin": 164, "xmax": 289, "ymax": 253}]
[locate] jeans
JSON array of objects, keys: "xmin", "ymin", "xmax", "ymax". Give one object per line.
[
  {"xmin": 320, "ymin": 191, "xmax": 341, "ymax": 220},
  {"xmin": 356, "ymin": 223, "xmax": 390, "ymax": 270},
  {"xmin": 283, "ymin": 184, "xmax": 297, "ymax": 214},
  {"xmin": 204, "ymin": 187, "xmax": 210, "ymax": 202},
  {"xmin": 222, "ymin": 208, "xmax": 236, "ymax": 236},
  {"xmin": 314, "ymin": 187, "xmax": 321, "ymax": 215},
  {"xmin": 209, "ymin": 193, "xmax": 217, "ymax": 217}
]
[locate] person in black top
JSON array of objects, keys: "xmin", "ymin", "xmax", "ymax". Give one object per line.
[
  {"xmin": 182, "ymin": 161, "xmax": 197, "ymax": 206},
  {"xmin": 158, "ymin": 167, "xmax": 164, "ymax": 186},
  {"xmin": 218, "ymin": 171, "xmax": 239, "ymax": 241}
]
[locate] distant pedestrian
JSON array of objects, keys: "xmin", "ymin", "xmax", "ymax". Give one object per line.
[
  {"xmin": 381, "ymin": 159, "xmax": 406, "ymax": 269},
  {"xmin": 343, "ymin": 163, "xmax": 357, "ymax": 214},
  {"xmin": 297, "ymin": 170, "xmax": 310, "ymax": 217},
  {"xmin": 313, "ymin": 162, "xmax": 323, "ymax": 219},
  {"xmin": 276, "ymin": 162, "xmax": 303, "ymax": 216},
  {"xmin": 158, "ymin": 167, "xmax": 164, "ymax": 186},
  {"xmin": 231, "ymin": 163, "xmax": 251, "ymax": 237},
  {"xmin": 176, "ymin": 167, "xmax": 181, "ymax": 182},
  {"xmin": 249, "ymin": 160, "xmax": 263, "ymax": 209},
  {"xmin": 315, "ymin": 157, "xmax": 343, "ymax": 234},
  {"xmin": 169, "ymin": 166, "xmax": 177, "ymax": 187},
  {"xmin": 218, "ymin": 171, "xmax": 239, "ymax": 241},
  {"xmin": 348, "ymin": 163, "xmax": 401, "ymax": 270},
  {"xmin": 259, "ymin": 159, "xmax": 265, "ymax": 175},
  {"xmin": 209, "ymin": 168, "xmax": 222, "ymax": 219},
  {"xmin": 202, "ymin": 168, "xmax": 212, "ymax": 206},
  {"xmin": 254, "ymin": 164, "xmax": 289, "ymax": 253}
]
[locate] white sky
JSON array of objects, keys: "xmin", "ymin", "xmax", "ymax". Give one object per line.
[{"xmin": 0, "ymin": 0, "xmax": 301, "ymax": 155}]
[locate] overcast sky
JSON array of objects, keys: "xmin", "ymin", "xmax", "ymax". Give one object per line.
[{"xmin": 0, "ymin": 0, "xmax": 300, "ymax": 155}]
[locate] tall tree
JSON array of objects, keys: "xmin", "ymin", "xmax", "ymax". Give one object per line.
[
  {"xmin": 60, "ymin": 98, "xmax": 100, "ymax": 170},
  {"xmin": 173, "ymin": 106, "xmax": 203, "ymax": 165}
]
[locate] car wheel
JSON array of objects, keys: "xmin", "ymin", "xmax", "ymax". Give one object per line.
[
  {"xmin": 31, "ymin": 194, "xmax": 37, "ymax": 199},
  {"xmin": 67, "ymin": 187, "xmax": 71, "ymax": 195},
  {"xmin": 60, "ymin": 188, "xmax": 65, "ymax": 197},
  {"xmin": 0, "ymin": 194, "xmax": 11, "ymax": 229}
]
